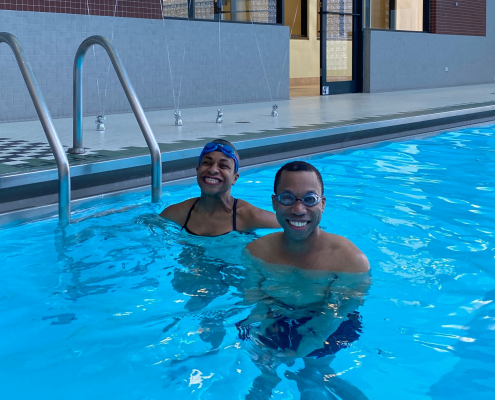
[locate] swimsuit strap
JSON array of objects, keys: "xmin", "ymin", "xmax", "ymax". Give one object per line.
[
  {"xmin": 182, "ymin": 197, "xmax": 237, "ymax": 235},
  {"xmin": 233, "ymin": 198, "xmax": 238, "ymax": 232},
  {"xmin": 182, "ymin": 198, "xmax": 200, "ymax": 231}
]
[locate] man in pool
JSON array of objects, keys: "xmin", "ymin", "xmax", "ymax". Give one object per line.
[
  {"xmin": 246, "ymin": 160, "xmax": 369, "ymax": 272},
  {"xmin": 240, "ymin": 161, "xmax": 369, "ymax": 399}
]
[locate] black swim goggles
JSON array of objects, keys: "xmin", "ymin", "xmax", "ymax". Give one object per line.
[
  {"xmin": 274, "ymin": 191, "xmax": 322, "ymax": 207},
  {"xmin": 198, "ymin": 142, "xmax": 239, "ymax": 172}
]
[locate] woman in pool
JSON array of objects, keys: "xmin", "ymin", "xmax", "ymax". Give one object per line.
[{"xmin": 160, "ymin": 139, "xmax": 280, "ymax": 236}]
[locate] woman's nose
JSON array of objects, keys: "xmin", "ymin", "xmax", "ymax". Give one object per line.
[{"xmin": 207, "ymin": 164, "xmax": 219, "ymax": 174}]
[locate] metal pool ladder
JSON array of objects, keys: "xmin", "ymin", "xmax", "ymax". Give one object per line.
[
  {"xmin": 0, "ymin": 32, "xmax": 71, "ymax": 225},
  {"xmin": 68, "ymin": 35, "xmax": 162, "ymax": 203}
]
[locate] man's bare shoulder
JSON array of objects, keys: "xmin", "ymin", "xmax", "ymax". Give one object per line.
[
  {"xmin": 324, "ymin": 232, "xmax": 370, "ymax": 273},
  {"xmin": 246, "ymin": 232, "xmax": 283, "ymax": 260},
  {"xmin": 159, "ymin": 198, "xmax": 198, "ymax": 225}
]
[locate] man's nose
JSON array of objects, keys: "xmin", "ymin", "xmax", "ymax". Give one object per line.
[{"xmin": 290, "ymin": 200, "xmax": 307, "ymax": 215}]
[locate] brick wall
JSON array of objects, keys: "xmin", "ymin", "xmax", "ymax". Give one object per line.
[
  {"xmin": 430, "ymin": 0, "xmax": 486, "ymax": 36},
  {"xmin": 0, "ymin": 0, "xmax": 161, "ymax": 19}
]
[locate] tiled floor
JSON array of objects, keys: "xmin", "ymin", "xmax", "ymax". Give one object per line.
[{"xmin": 2, "ymin": 83, "xmax": 495, "ymax": 177}]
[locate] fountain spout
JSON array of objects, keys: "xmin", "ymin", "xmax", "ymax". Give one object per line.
[
  {"xmin": 271, "ymin": 104, "xmax": 278, "ymax": 117},
  {"xmin": 216, "ymin": 109, "xmax": 223, "ymax": 124},
  {"xmin": 95, "ymin": 115, "xmax": 106, "ymax": 131},
  {"xmin": 174, "ymin": 110, "xmax": 183, "ymax": 126}
]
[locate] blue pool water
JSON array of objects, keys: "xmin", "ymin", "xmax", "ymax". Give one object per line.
[{"xmin": 1, "ymin": 127, "xmax": 495, "ymax": 399}]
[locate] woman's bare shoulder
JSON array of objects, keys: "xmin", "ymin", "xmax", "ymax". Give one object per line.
[
  {"xmin": 235, "ymin": 198, "xmax": 256, "ymax": 210},
  {"xmin": 235, "ymin": 199, "xmax": 258, "ymax": 217},
  {"xmin": 159, "ymin": 198, "xmax": 198, "ymax": 225},
  {"xmin": 236, "ymin": 199, "xmax": 280, "ymax": 230}
]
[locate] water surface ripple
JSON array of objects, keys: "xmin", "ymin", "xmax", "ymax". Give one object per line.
[{"xmin": 0, "ymin": 127, "xmax": 494, "ymax": 399}]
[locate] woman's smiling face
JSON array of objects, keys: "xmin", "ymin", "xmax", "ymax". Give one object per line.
[{"xmin": 196, "ymin": 151, "xmax": 239, "ymax": 194}]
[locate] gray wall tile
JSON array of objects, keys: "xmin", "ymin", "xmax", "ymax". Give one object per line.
[
  {"xmin": 363, "ymin": 2, "xmax": 495, "ymax": 93},
  {"xmin": 0, "ymin": 10, "xmax": 289, "ymax": 122}
]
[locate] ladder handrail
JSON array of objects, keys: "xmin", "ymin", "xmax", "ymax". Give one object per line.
[
  {"xmin": 0, "ymin": 32, "xmax": 71, "ymax": 225},
  {"xmin": 68, "ymin": 35, "xmax": 162, "ymax": 203}
]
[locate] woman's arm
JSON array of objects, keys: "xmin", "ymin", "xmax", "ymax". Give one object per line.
[
  {"xmin": 238, "ymin": 201, "xmax": 281, "ymax": 231},
  {"xmin": 159, "ymin": 199, "xmax": 196, "ymax": 226}
]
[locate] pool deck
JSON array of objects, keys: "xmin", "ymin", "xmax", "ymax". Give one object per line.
[{"xmin": 2, "ymin": 83, "xmax": 495, "ymax": 214}]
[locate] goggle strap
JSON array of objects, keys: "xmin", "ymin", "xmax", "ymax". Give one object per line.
[{"xmin": 198, "ymin": 142, "xmax": 239, "ymax": 172}]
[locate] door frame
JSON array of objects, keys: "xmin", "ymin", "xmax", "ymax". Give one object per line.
[{"xmin": 320, "ymin": 0, "xmax": 363, "ymax": 95}]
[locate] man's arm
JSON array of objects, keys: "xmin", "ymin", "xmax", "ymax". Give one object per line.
[
  {"xmin": 329, "ymin": 235, "xmax": 370, "ymax": 273},
  {"xmin": 345, "ymin": 250, "xmax": 370, "ymax": 273},
  {"xmin": 277, "ymin": 272, "xmax": 372, "ymax": 358},
  {"xmin": 245, "ymin": 235, "xmax": 274, "ymax": 262}
]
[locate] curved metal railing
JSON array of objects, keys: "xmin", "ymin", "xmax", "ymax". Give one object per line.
[
  {"xmin": 0, "ymin": 32, "xmax": 71, "ymax": 224},
  {"xmin": 68, "ymin": 35, "xmax": 162, "ymax": 203}
]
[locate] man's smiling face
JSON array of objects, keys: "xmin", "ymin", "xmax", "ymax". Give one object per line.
[{"xmin": 272, "ymin": 170, "xmax": 326, "ymax": 241}]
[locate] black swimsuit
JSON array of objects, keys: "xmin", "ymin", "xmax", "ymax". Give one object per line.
[
  {"xmin": 236, "ymin": 311, "xmax": 363, "ymax": 358},
  {"xmin": 181, "ymin": 198, "xmax": 238, "ymax": 236}
]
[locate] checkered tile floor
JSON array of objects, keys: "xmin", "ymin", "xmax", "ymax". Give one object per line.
[
  {"xmin": 0, "ymin": 137, "xmax": 102, "ymax": 167},
  {"xmin": 0, "ymin": 133, "xmax": 156, "ymax": 176},
  {"xmin": 0, "ymin": 137, "xmax": 57, "ymax": 165}
]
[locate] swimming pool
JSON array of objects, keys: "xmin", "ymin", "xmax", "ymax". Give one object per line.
[{"xmin": 1, "ymin": 126, "xmax": 494, "ymax": 399}]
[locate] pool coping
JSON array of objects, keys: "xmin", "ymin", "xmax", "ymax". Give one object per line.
[{"xmin": 1, "ymin": 103, "xmax": 495, "ymax": 219}]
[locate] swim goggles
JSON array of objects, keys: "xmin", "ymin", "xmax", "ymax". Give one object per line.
[
  {"xmin": 198, "ymin": 142, "xmax": 239, "ymax": 172},
  {"xmin": 275, "ymin": 191, "xmax": 322, "ymax": 207}
]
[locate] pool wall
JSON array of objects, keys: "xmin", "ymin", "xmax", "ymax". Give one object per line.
[{"xmin": 0, "ymin": 10, "xmax": 289, "ymax": 123}]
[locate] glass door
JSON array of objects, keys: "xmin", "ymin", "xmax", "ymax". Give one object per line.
[{"xmin": 320, "ymin": 0, "xmax": 362, "ymax": 95}]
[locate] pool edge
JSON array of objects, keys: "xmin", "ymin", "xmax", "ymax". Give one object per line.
[{"xmin": 1, "ymin": 107, "xmax": 495, "ymax": 224}]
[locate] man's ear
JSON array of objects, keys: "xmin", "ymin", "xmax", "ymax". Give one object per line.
[{"xmin": 321, "ymin": 196, "xmax": 326, "ymax": 212}]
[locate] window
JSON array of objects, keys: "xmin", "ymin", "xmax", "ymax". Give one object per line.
[
  {"xmin": 194, "ymin": 0, "xmax": 215, "ymax": 19},
  {"xmin": 162, "ymin": 0, "xmax": 190, "ymax": 19},
  {"xmin": 222, "ymin": 0, "xmax": 278, "ymax": 23},
  {"xmin": 162, "ymin": 0, "xmax": 280, "ymax": 24},
  {"xmin": 364, "ymin": 0, "xmax": 427, "ymax": 32},
  {"xmin": 285, "ymin": 0, "xmax": 308, "ymax": 38}
]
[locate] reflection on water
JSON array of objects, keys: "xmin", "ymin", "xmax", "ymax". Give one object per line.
[
  {"xmin": 53, "ymin": 213, "xmax": 172, "ymax": 301},
  {"xmin": 237, "ymin": 261, "xmax": 371, "ymax": 399},
  {"xmin": 169, "ymin": 242, "xmax": 247, "ymax": 352},
  {"xmin": 428, "ymin": 289, "xmax": 495, "ymax": 399},
  {"xmin": 155, "ymin": 229, "xmax": 371, "ymax": 398},
  {"xmin": 1, "ymin": 127, "xmax": 495, "ymax": 399}
]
